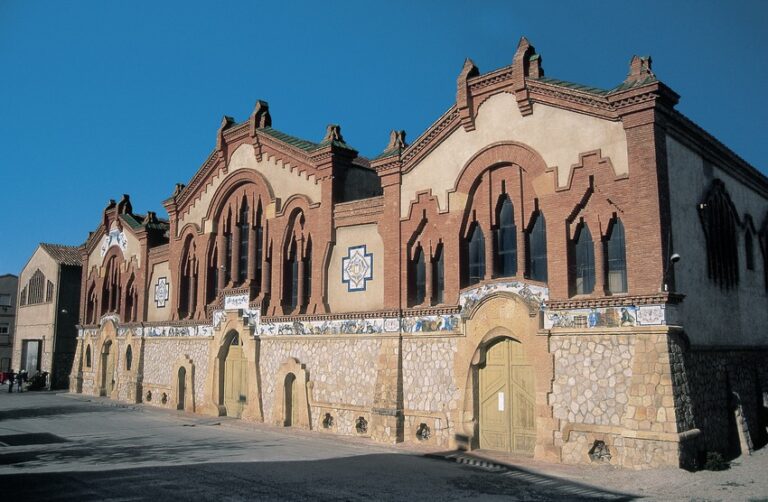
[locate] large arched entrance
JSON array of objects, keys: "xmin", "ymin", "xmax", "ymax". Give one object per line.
[
  {"xmin": 100, "ymin": 340, "xmax": 116, "ymax": 397},
  {"xmin": 221, "ymin": 332, "xmax": 248, "ymax": 418},
  {"xmin": 479, "ymin": 337, "xmax": 535, "ymax": 454}
]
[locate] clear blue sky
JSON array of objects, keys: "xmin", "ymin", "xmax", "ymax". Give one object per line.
[{"xmin": 1, "ymin": 1, "xmax": 766, "ymax": 275}]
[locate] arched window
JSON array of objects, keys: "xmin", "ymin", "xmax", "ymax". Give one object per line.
[
  {"xmin": 102, "ymin": 256, "xmax": 120, "ymax": 314},
  {"xmin": 223, "ymin": 211, "xmax": 233, "ymax": 286},
  {"xmin": 124, "ymin": 275, "xmax": 137, "ymax": 322},
  {"xmin": 302, "ymin": 238, "xmax": 312, "ymax": 309},
  {"xmin": 745, "ymin": 231, "xmax": 755, "ymax": 271},
  {"xmin": 525, "ymin": 212, "xmax": 547, "ymax": 282},
  {"xmin": 27, "ymin": 269, "xmax": 46, "ymax": 304},
  {"xmin": 85, "ymin": 345, "xmax": 92, "ymax": 368},
  {"xmin": 284, "ymin": 239, "xmax": 299, "ymax": 311},
  {"xmin": 206, "ymin": 242, "xmax": 219, "ymax": 304},
  {"xmin": 86, "ymin": 283, "xmax": 97, "ymax": 324},
  {"xmin": 238, "ymin": 199, "xmax": 249, "ymax": 284},
  {"xmin": 433, "ymin": 244, "xmax": 445, "ymax": 305},
  {"xmin": 255, "ymin": 204, "xmax": 264, "ymax": 291},
  {"xmin": 573, "ymin": 222, "xmax": 595, "ymax": 295},
  {"xmin": 699, "ymin": 180, "xmax": 739, "ymax": 289},
  {"xmin": 467, "ymin": 224, "xmax": 485, "ymax": 286},
  {"xmin": 409, "ymin": 245, "xmax": 426, "ymax": 306},
  {"xmin": 494, "ymin": 196, "xmax": 517, "ymax": 277},
  {"xmin": 605, "ymin": 217, "xmax": 627, "ymax": 294},
  {"xmin": 125, "ymin": 345, "xmax": 132, "ymax": 371},
  {"xmin": 178, "ymin": 241, "xmax": 197, "ymax": 319}
]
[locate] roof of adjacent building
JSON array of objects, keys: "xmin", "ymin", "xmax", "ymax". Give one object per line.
[{"xmin": 40, "ymin": 243, "xmax": 82, "ymax": 267}]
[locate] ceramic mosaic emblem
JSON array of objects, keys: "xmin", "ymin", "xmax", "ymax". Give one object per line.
[
  {"xmin": 154, "ymin": 277, "xmax": 169, "ymax": 308},
  {"xmin": 342, "ymin": 245, "xmax": 373, "ymax": 291}
]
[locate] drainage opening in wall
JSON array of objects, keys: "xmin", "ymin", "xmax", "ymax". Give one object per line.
[
  {"xmin": 416, "ymin": 423, "xmax": 431, "ymax": 441},
  {"xmin": 145, "ymin": 390, "xmax": 152, "ymax": 402},
  {"xmin": 161, "ymin": 393, "xmax": 168, "ymax": 405},
  {"xmin": 322, "ymin": 413, "xmax": 334, "ymax": 429},
  {"xmin": 588, "ymin": 440, "xmax": 612, "ymax": 462},
  {"xmin": 355, "ymin": 416, "xmax": 368, "ymax": 434}
]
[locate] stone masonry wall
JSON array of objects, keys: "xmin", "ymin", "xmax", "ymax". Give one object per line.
[
  {"xmin": 141, "ymin": 337, "xmax": 210, "ymax": 408},
  {"xmin": 260, "ymin": 337, "xmax": 381, "ymax": 434},
  {"xmin": 550, "ymin": 335, "xmax": 634, "ymax": 427},
  {"xmin": 402, "ymin": 336, "xmax": 460, "ymax": 446},
  {"xmin": 682, "ymin": 348, "xmax": 768, "ymax": 460}
]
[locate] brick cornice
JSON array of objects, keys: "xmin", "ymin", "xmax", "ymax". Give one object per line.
[
  {"xmin": 546, "ymin": 293, "xmax": 685, "ymax": 309},
  {"xmin": 401, "ymin": 107, "xmax": 460, "ymax": 173}
]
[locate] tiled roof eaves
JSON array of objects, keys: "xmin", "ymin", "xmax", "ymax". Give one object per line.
[
  {"xmin": 259, "ymin": 127, "xmax": 318, "ymax": 152},
  {"xmin": 534, "ymin": 76, "xmax": 610, "ymax": 95},
  {"xmin": 40, "ymin": 243, "xmax": 82, "ymax": 266}
]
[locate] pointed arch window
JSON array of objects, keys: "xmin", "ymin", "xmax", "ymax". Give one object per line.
[
  {"xmin": 85, "ymin": 345, "xmax": 92, "ymax": 368},
  {"xmin": 302, "ymin": 238, "xmax": 312, "ymax": 309},
  {"xmin": 27, "ymin": 269, "xmax": 46, "ymax": 305},
  {"xmin": 433, "ymin": 244, "xmax": 445, "ymax": 305},
  {"xmin": 467, "ymin": 224, "xmax": 485, "ymax": 286},
  {"xmin": 238, "ymin": 199, "xmax": 250, "ymax": 284},
  {"xmin": 525, "ymin": 212, "xmax": 547, "ymax": 282},
  {"xmin": 255, "ymin": 204, "xmax": 264, "ymax": 291},
  {"xmin": 206, "ymin": 243, "xmax": 219, "ymax": 304},
  {"xmin": 178, "ymin": 241, "xmax": 198, "ymax": 319},
  {"xmin": 573, "ymin": 222, "xmax": 595, "ymax": 295},
  {"xmin": 284, "ymin": 239, "xmax": 299, "ymax": 311},
  {"xmin": 124, "ymin": 275, "xmax": 137, "ymax": 322},
  {"xmin": 102, "ymin": 256, "xmax": 120, "ymax": 314},
  {"xmin": 699, "ymin": 180, "xmax": 739, "ymax": 289},
  {"xmin": 494, "ymin": 196, "xmax": 517, "ymax": 277},
  {"xmin": 409, "ymin": 245, "xmax": 426, "ymax": 306},
  {"xmin": 125, "ymin": 345, "xmax": 133, "ymax": 371},
  {"xmin": 605, "ymin": 217, "xmax": 627, "ymax": 294}
]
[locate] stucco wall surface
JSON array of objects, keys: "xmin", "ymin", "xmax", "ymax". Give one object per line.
[
  {"xmin": 666, "ymin": 136, "xmax": 768, "ymax": 346},
  {"xmin": 400, "ymin": 93, "xmax": 629, "ymax": 217},
  {"xmin": 146, "ymin": 261, "xmax": 172, "ymax": 322},
  {"xmin": 327, "ymin": 224, "xmax": 384, "ymax": 312}
]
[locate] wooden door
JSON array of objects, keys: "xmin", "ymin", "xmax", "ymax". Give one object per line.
[
  {"xmin": 102, "ymin": 343, "xmax": 115, "ymax": 396},
  {"xmin": 479, "ymin": 339, "xmax": 536, "ymax": 455},
  {"xmin": 223, "ymin": 339, "xmax": 247, "ymax": 418}
]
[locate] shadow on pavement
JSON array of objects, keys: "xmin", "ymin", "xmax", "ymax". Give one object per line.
[
  {"xmin": 0, "ymin": 404, "xmax": 115, "ymax": 422},
  {"xmin": 0, "ymin": 453, "xmax": 637, "ymax": 501}
]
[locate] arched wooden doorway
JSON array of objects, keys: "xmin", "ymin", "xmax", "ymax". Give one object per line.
[
  {"xmin": 177, "ymin": 367, "xmax": 187, "ymax": 411},
  {"xmin": 478, "ymin": 338, "xmax": 536, "ymax": 455},
  {"xmin": 222, "ymin": 332, "xmax": 248, "ymax": 418},
  {"xmin": 284, "ymin": 373, "xmax": 297, "ymax": 426}
]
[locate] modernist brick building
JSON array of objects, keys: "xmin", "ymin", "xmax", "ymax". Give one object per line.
[{"xmin": 69, "ymin": 38, "xmax": 768, "ymax": 469}]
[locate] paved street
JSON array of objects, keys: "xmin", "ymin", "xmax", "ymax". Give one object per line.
[{"xmin": 0, "ymin": 391, "xmax": 635, "ymax": 501}]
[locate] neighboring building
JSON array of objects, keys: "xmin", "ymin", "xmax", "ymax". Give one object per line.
[
  {"xmin": 0, "ymin": 274, "xmax": 18, "ymax": 371},
  {"xmin": 13, "ymin": 244, "xmax": 82, "ymax": 388},
  {"xmin": 69, "ymin": 38, "xmax": 768, "ymax": 469}
]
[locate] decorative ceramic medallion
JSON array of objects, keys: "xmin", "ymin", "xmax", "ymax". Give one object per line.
[
  {"xmin": 100, "ymin": 229, "xmax": 128, "ymax": 257},
  {"xmin": 342, "ymin": 245, "xmax": 373, "ymax": 292},
  {"xmin": 154, "ymin": 277, "xmax": 169, "ymax": 308}
]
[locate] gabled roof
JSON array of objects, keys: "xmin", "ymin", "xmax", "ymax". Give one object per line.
[{"xmin": 40, "ymin": 243, "xmax": 82, "ymax": 267}]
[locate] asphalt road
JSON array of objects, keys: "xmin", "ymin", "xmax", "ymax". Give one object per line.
[{"xmin": 0, "ymin": 390, "xmax": 634, "ymax": 501}]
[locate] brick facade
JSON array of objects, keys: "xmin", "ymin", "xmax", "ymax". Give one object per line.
[{"xmin": 69, "ymin": 38, "xmax": 768, "ymax": 469}]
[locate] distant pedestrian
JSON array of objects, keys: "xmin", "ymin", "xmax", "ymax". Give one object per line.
[
  {"xmin": 7, "ymin": 370, "xmax": 14, "ymax": 393},
  {"xmin": 15, "ymin": 371, "xmax": 23, "ymax": 393}
]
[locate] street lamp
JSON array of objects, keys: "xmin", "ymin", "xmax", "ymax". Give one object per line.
[{"xmin": 662, "ymin": 253, "xmax": 681, "ymax": 292}]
